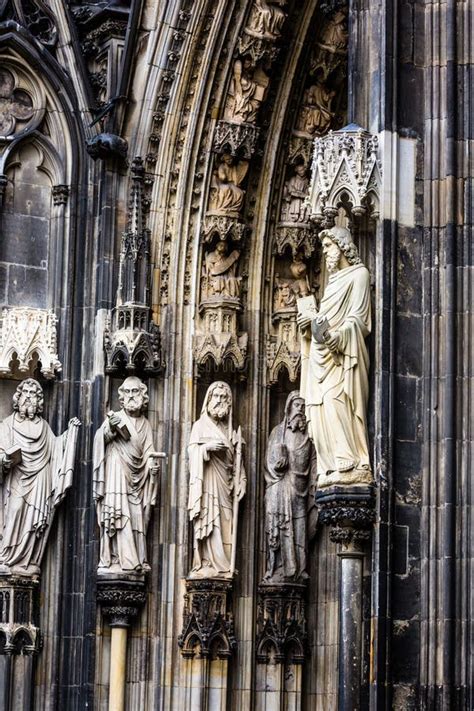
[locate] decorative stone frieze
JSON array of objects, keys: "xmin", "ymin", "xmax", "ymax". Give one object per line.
[
  {"xmin": 308, "ymin": 123, "xmax": 382, "ymax": 224},
  {"xmin": 213, "ymin": 121, "xmax": 260, "ymax": 159},
  {"xmin": 179, "ymin": 579, "xmax": 236, "ymax": 659},
  {"xmin": 256, "ymin": 583, "xmax": 307, "ymax": 664},
  {"xmin": 0, "ymin": 307, "xmax": 61, "ymax": 379}
]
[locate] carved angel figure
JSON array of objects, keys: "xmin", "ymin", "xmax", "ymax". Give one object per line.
[
  {"xmin": 247, "ymin": 0, "xmax": 286, "ymax": 39},
  {"xmin": 281, "ymin": 163, "xmax": 311, "ymax": 223},
  {"xmin": 208, "ymin": 154, "xmax": 248, "ymax": 216},
  {"xmin": 0, "ymin": 379, "xmax": 80, "ymax": 576},
  {"xmin": 202, "ymin": 241, "xmax": 241, "ymax": 301},
  {"xmin": 224, "ymin": 57, "xmax": 269, "ymax": 124}
]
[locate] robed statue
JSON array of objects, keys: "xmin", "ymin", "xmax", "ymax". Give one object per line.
[
  {"xmin": 187, "ymin": 382, "xmax": 246, "ymax": 579},
  {"xmin": 298, "ymin": 226, "xmax": 373, "ymax": 488},
  {"xmin": 93, "ymin": 377, "xmax": 160, "ymax": 576},
  {"xmin": 263, "ymin": 391, "xmax": 317, "ymax": 583},
  {"xmin": 0, "ymin": 378, "xmax": 80, "ymax": 576}
]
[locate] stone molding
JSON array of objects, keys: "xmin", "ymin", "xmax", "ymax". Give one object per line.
[
  {"xmin": 0, "ymin": 307, "xmax": 61, "ymax": 380},
  {"xmin": 178, "ymin": 579, "xmax": 236, "ymax": 660},
  {"xmin": 256, "ymin": 583, "xmax": 307, "ymax": 664}
]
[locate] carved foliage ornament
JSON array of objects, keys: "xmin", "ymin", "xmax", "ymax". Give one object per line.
[{"xmin": 0, "ymin": 308, "xmax": 61, "ymax": 379}]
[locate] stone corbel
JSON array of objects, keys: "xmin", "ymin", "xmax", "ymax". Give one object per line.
[
  {"xmin": 0, "ymin": 307, "xmax": 61, "ymax": 379},
  {"xmin": 104, "ymin": 306, "xmax": 163, "ymax": 375},
  {"xmin": 308, "ymin": 123, "xmax": 382, "ymax": 225},
  {"xmin": 256, "ymin": 583, "xmax": 307, "ymax": 664},
  {"xmin": 178, "ymin": 579, "xmax": 236, "ymax": 659}
]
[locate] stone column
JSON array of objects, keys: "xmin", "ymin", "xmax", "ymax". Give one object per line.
[
  {"xmin": 315, "ymin": 485, "xmax": 375, "ymax": 711},
  {"xmin": 0, "ymin": 576, "xmax": 40, "ymax": 711},
  {"xmin": 96, "ymin": 577, "xmax": 146, "ymax": 711},
  {"xmin": 178, "ymin": 579, "xmax": 236, "ymax": 711},
  {"xmin": 255, "ymin": 583, "xmax": 307, "ymax": 711}
]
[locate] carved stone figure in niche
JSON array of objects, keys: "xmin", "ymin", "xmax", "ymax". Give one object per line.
[
  {"xmin": 295, "ymin": 71, "xmax": 335, "ymax": 137},
  {"xmin": 263, "ymin": 392, "xmax": 317, "ymax": 583},
  {"xmin": 208, "ymin": 153, "xmax": 248, "ymax": 216},
  {"xmin": 202, "ymin": 241, "xmax": 241, "ymax": 301},
  {"xmin": 319, "ymin": 9, "xmax": 348, "ymax": 53},
  {"xmin": 0, "ymin": 379, "xmax": 80, "ymax": 576},
  {"xmin": 246, "ymin": 0, "xmax": 286, "ymax": 40},
  {"xmin": 281, "ymin": 163, "xmax": 311, "ymax": 223},
  {"xmin": 93, "ymin": 377, "xmax": 160, "ymax": 576},
  {"xmin": 298, "ymin": 226, "xmax": 372, "ymax": 488},
  {"xmin": 188, "ymin": 382, "xmax": 246, "ymax": 579},
  {"xmin": 0, "ymin": 69, "xmax": 34, "ymax": 137},
  {"xmin": 274, "ymin": 255, "xmax": 310, "ymax": 313},
  {"xmin": 224, "ymin": 57, "xmax": 269, "ymax": 124}
]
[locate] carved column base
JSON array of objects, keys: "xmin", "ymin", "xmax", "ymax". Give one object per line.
[
  {"xmin": 316, "ymin": 486, "xmax": 375, "ymax": 711},
  {"xmin": 0, "ymin": 576, "xmax": 41, "ymax": 711},
  {"xmin": 256, "ymin": 582, "xmax": 307, "ymax": 665},
  {"xmin": 97, "ymin": 576, "xmax": 147, "ymax": 711}
]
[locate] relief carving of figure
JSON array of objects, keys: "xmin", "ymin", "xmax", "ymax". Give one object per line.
[
  {"xmin": 295, "ymin": 73, "xmax": 336, "ymax": 137},
  {"xmin": 93, "ymin": 377, "xmax": 160, "ymax": 576},
  {"xmin": 224, "ymin": 57, "xmax": 269, "ymax": 124},
  {"xmin": 246, "ymin": 0, "xmax": 286, "ymax": 39},
  {"xmin": 319, "ymin": 10, "xmax": 348, "ymax": 52},
  {"xmin": 0, "ymin": 379, "xmax": 80, "ymax": 576},
  {"xmin": 263, "ymin": 392, "xmax": 317, "ymax": 583},
  {"xmin": 187, "ymin": 382, "xmax": 246, "ymax": 579},
  {"xmin": 274, "ymin": 256, "xmax": 310, "ymax": 313},
  {"xmin": 208, "ymin": 154, "xmax": 248, "ymax": 216},
  {"xmin": 298, "ymin": 227, "xmax": 373, "ymax": 488},
  {"xmin": 281, "ymin": 163, "xmax": 311, "ymax": 223},
  {"xmin": 202, "ymin": 241, "xmax": 241, "ymax": 301}
]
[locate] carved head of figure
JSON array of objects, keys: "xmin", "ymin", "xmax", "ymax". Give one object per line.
[
  {"xmin": 320, "ymin": 226, "xmax": 361, "ymax": 273},
  {"xmin": 118, "ymin": 376, "xmax": 148, "ymax": 417},
  {"xmin": 284, "ymin": 391, "xmax": 306, "ymax": 433},
  {"xmin": 204, "ymin": 381, "xmax": 232, "ymax": 423},
  {"xmin": 13, "ymin": 378, "xmax": 44, "ymax": 420}
]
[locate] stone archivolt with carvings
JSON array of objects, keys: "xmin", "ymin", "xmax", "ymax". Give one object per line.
[
  {"xmin": 308, "ymin": 124, "xmax": 382, "ymax": 224},
  {"xmin": 238, "ymin": 0, "xmax": 287, "ymax": 64},
  {"xmin": 224, "ymin": 57, "xmax": 270, "ymax": 126},
  {"xmin": 0, "ymin": 307, "xmax": 61, "ymax": 379}
]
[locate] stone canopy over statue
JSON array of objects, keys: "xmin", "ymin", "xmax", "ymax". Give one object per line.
[
  {"xmin": 93, "ymin": 377, "xmax": 160, "ymax": 576},
  {"xmin": 0, "ymin": 378, "xmax": 80, "ymax": 576},
  {"xmin": 187, "ymin": 381, "xmax": 246, "ymax": 579},
  {"xmin": 263, "ymin": 391, "xmax": 317, "ymax": 584},
  {"xmin": 298, "ymin": 226, "xmax": 373, "ymax": 488}
]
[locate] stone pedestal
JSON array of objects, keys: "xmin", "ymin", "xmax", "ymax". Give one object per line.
[
  {"xmin": 255, "ymin": 583, "xmax": 307, "ymax": 711},
  {"xmin": 0, "ymin": 576, "xmax": 40, "ymax": 711},
  {"xmin": 96, "ymin": 577, "xmax": 147, "ymax": 711},
  {"xmin": 315, "ymin": 485, "xmax": 375, "ymax": 711},
  {"xmin": 178, "ymin": 579, "xmax": 236, "ymax": 711}
]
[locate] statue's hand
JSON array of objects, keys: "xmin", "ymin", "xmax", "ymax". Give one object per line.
[
  {"xmin": 0, "ymin": 452, "xmax": 12, "ymax": 474},
  {"xmin": 107, "ymin": 412, "xmax": 121, "ymax": 432},
  {"xmin": 68, "ymin": 417, "xmax": 81, "ymax": 428},
  {"xmin": 325, "ymin": 330, "xmax": 341, "ymax": 352},
  {"xmin": 236, "ymin": 477, "xmax": 247, "ymax": 501},
  {"xmin": 296, "ymin": 313, "xmax": 311, "ymax": 330},
  {"xmin": 207, "ymin": 441, "xmax": 228, "ymax": 453}
]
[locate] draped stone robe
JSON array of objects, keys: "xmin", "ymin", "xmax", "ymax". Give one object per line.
[
  {"xmin": 93, "ymin": 410, "xmax": 157, "ymax": 574},
  {"xmin": 0, "ymin": 414, "xmax": 78, "ymax": 574},
  {"xmin": 300, "ymin": 263, "xmax": 372, "ymax": 481},
  {"xmin": 187, "ymin": 413, "xmax": 241, "ymax": 579},
  {"xmin": 264, "ymin": 422, "xmax": 316, "ymax": 582}
]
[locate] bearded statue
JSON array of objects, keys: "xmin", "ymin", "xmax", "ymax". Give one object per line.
[
  {"xmin": 0, "ymin": 378, "xmax": 80, "ymax": 576},
  {"xmin": 93, "ymin": 376, "xmax": 160, "ymax": 576},
  {"xmin": 187, "ymin": 382, "xmax": 246, "ymax": 579}
]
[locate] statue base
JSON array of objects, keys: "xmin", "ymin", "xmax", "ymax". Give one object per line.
[
  {"xmin": 256, "ymin": 582, "xmax": 307, "ymax": 664},
  {"xmin": 178, "ymin": 578, "xmax": 236, "ymax": 659},
  {"xmin": 315, "ymin": 484, "xmax": 375, "ymax": 545},
  {"xmin": 96, "ymin": 576, "xmax": 147, "ymax": 628}
]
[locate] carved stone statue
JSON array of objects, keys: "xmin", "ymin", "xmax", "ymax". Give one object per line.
[
  {"xmin": 224, "ymin": 57, "xmax": 269, "ymax": 124},
  {"xmin": 281, "ymin": 163, "xmax": 311, "ymax": 223},
  {"xmin": 298, "ymin": 226, "xmax": 373, "ymax": 488},
  {"xmin": 0, "ymin": 378, "xmax": 80, "ymax": 576},
  {"xmin": 187, "ymin": 382, "xmax": 246, "ymax": 579},
  {"xmin": 246, "ymin": 0, "xmax": 286, "ymax": 40},
  {"xmin": 208, "ymin": 154, "xmax": 248, "ymax": 216},
  {"xmin": 319, "ymin": 9, "xmax": 348, "ymax": 52},
  {"xmin": 295, "ymin": 73, "xmax": 335, "ymax": 137},
  {"xmin": 202, "ymin": 241, "xmax": 241, "ymax": 301},
  {"xmin": 93, "ymin": 377, "xmax": 160, "ymax": 576},
  {"xmin": 273, "ymin": 256, "xmax": 310, "ymax": 313},
  {"xmin": 263, "ymin": 392, "xmax": 317, "ymax": 583}
]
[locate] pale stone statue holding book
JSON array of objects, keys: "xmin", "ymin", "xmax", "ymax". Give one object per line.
[
  {"xmin": 93, "ymin": 377, "xmax": 161, "ymax": 576},
  {"xmin": 298, "ymin": 226, "xmax": 373, "ymax": 488},
  {"xmin": 0, "ymin": 378, "xmax": 80, "ymax": 576}
]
